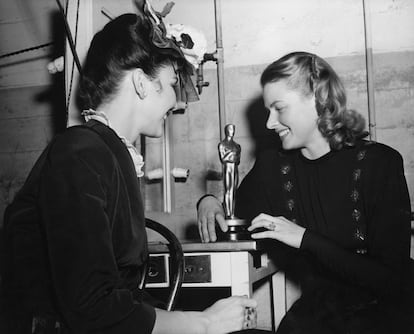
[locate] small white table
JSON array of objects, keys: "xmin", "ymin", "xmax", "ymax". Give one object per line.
[{"xmin": 147, "ymin": 240, "xmax": 288, "ymax": 330}]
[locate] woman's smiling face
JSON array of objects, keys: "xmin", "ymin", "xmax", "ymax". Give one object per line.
[{"xmin": 263, "ymin": 79, "xmax": 321, "ymax": 152}]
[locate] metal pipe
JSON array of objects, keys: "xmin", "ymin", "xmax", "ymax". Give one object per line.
[
  {"xmin": 162, "ymin": 117, "xmax": 172, "ymax": 213},
  {"xmin": 362, "ymin": 0, "xmax": 377, "ymax": 141},
  {"xmin": 160, "ymin": 0, "xmax": 226, "ymax": 212},
  {"xmin": 146, "ymin": 168, "xmax": 189, "ymax": 180},
  {"xmin": 55, "ymin": 0, "xmax": 83, "ymax": 75},
  {"xmin": 214, "ymin": 0, "xmax": 226, "ymax": 141},
  {"xmin": 101, "ymin": 7, "xmax": 114, "ymax": 20},
  {"xmin": 140, "ymin": 134, "xmax": 146, "ymax": 205}
]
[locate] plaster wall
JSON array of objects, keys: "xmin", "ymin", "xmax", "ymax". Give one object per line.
[
  {"xmin": 0, "ymin": 0, "xmax": 413, "ymax": 328},
  {"xmin": 143, "ymin": 0, "xmax": 414, "ymax": 237},
  {"xmin": 0, "ymin": 0, "xmax": 413, "ymax": 234},
  {"xmin": 0, "ymin": 0, "xmax": 58, "ymax": 88},
  {"xmin": 0, "ymin": 0, "xmax": 66, "ymax": 220}
]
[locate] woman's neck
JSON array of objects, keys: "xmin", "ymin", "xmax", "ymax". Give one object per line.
[
  {"xmin": 300, "ymin": 137, "xmax": 331, "ymax": 160},
  {"xmin": 97, "ymin": 90, "xmax": 138, "ymax": 143}
]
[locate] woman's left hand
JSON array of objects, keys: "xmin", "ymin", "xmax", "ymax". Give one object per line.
[{"xmin": 247, "ymin": 213, "xmax": 306, "ymax": 249}]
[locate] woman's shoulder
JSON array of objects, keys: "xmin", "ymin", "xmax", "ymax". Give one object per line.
[
  {"xmin": 53, "ymin": 124, "xmax": 113, "ymax": 149},
  {"xmin": 355, "ymin": 140, "xmax": 403, "ymax": 163},
  {"xmin": 343, "ymin": 140, "xmax": 405, "ymax": 178},
  {"xmin": 46, "ymin": 124, "xmax": 116, "ymax": 165}
]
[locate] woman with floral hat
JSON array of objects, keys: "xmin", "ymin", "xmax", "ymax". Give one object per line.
[{"xmin": 2, "ymin": 6, "xmax": 271, "ymax": 334}]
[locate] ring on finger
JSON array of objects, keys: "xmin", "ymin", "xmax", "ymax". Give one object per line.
[{"xmin": 267, "ymin": 222, "xmax": 276, "ymax": 231}]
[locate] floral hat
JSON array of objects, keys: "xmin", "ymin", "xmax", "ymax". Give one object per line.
[{"xmin": 134, "ymin": 0, "xmax": 206, "ymax": 104}]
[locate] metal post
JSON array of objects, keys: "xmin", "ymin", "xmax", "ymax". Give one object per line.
[
  {"xmin": 362, "ymin": 0, "xmax": 377, "ymax": 141},
  {"xmin": 214, "ymin": 0, "xmax": 226, "ymax": 141},
  {"xmin": 64, "ymin": 0, "xmax": 93, "ymax": 126},
  {"xmin": 162, "ymin": 117, "xmax": 173, "ymax": 213}
]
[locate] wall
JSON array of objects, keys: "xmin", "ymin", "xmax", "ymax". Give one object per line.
[
  {"xmin": 0, "ymin": 0, "xmax": 413, "ymax": 329},
  {"xmin": 144, "ymin": 0, "xmax": 414, "ymax": 239},
  {"xmin": 0, "ymin": 0, "xmax": 66, "ymax": 224},
  {"xmin": 0, "ymin": 0, "xmax": 413, "ymax": 236}
]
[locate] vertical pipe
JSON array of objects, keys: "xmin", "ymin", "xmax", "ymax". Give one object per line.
[
  {"xmin": 214, "ymin": 0, "xmax": 226, "ymax": 141},
  {"xmin": 65, "ymin": 0, "xmax": 93, "ymax": 126},
  {"xmin": 140, "ymin": 135, "xmax": 146, "ymax": 207},
  {"xmin": 362, "ymin": 0, "xmax": 377, "ymax": 141},
  {"xmin": 162, "ymin": 117, "xmax": 172, "ymax": 213},
  {"xmin": 161, "ymin": 0, "xmax": 226, "ymax": 212}
]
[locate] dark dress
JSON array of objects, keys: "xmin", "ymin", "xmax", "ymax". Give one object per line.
[
  {"xmin": 3, "ymin": 121, "xmax": 156, "ymax": 334},
  {"xmin": 235, "ymin": 140, "xmax": 413, "ymax": 334}
]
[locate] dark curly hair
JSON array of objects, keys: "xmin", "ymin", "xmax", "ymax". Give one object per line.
[
  {"xmin": 78, "ymin": 13, "xmax": 187, "ymax": 110},
  {"xmin": 260, "ymin": 51, "xmax": 368, "ymax": 150}
]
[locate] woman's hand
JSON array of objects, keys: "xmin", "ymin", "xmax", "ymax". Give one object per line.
[
  {"xmin": 203, "ymin": 296, "xmax": 257, "ymax": 333},
  {"xmin": 197, "ymin": 196, "xmax": 227, "ymax": 242},
  {"xmin": 153, "ymin": 296, "xmax": 257, "ymax": 334},
  {"xmin": 248, "ymin": 213, "xmax": 306, "ymax": 249}
]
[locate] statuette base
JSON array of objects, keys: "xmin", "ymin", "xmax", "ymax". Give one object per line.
[{"xmin": 219, "ymin": 218, "xmax": 250, "ymax": 241}]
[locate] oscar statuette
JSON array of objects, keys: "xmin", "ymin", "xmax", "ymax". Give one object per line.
[{"xmin": 218, "ymin": 124, "xmax": 250, "ymax": 241}]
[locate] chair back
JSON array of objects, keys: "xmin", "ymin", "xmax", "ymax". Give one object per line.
[{"xmin": 143, "ymin": 218, "xmax": 184, "ymax": 311}]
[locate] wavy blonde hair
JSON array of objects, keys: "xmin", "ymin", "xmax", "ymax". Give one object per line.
[{"xmin": 260, "ymin": 52, "xmax": 368, "ymax": 150}]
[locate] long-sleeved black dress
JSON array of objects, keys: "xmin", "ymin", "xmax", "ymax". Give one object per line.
[
  {"xmin": 3, "ymin": 120, "xmax": 156, "ymax": 333},
  {"xmin": 235, "ymin": 140, "xmax": 413, "ymax": 333}
]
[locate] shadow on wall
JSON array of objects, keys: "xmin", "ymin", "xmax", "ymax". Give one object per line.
[
  {"xmin": 244, "ymin": 94, "xmax": 281, "ymax": 156},
  {"xmin": 0, "ymin": 228, "xmax": 7, "ymax": 333},
  {"xmin": 0, "ymin": 5, "xmax": 66, "ymax": 271},
  {"xmin": 34, "ymin": 10, "xmax": 67, "ymax": 135},
  {"xmin": 183, "ymin": 95, "xmax": 281, "ymax": 240},
  {"xmin": 0, "ymin": 10, "xmax": 66, "ymax": 222},
  {"xmin": 0, "ymin": 10, "xmax": 66, "ymax": 328}
]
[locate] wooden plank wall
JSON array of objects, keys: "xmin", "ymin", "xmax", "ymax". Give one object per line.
[
  {"xmin": 0, "ymin": 84, "xmax": 67, "ymax": 226},
  {"xmin": 0, "ymin": 0, "xmax": 65, "ymax": 227}
]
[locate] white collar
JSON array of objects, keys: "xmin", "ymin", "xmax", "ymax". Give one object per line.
[{"xmin": 81, "ymin": 109, "xmax": 145, "ymax": 178}]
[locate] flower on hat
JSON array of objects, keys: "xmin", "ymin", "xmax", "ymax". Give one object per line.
[
  {"xmin": 165, "ymin": 24, "xmax": 207, "ymax": 70},
  {"xmin": 135, "ymin": 0, "xmax": 202, "ymax": 102}
]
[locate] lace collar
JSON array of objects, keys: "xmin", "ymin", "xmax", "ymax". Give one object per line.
[{"xmin": 81, "ymin": 109, "xmax": 145, "ymax": 178}]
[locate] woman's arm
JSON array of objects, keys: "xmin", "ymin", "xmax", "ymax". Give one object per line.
[
  {"xmin": 41, "ymin": 133, "xmax": 258, "ymax": 333},
  {"xmin": 235, "ymin": 150, "xmax": 277, "ymax": 221},
  {"xmin": 301, "ymin": 148, "xmax": 411, "ymax": 297},
  {"xmin": 39, "ymin": 141, "xmax": 157, "ymax": 332},
  {"xmin": 153, "ymin": 296, "xmax": 257, "ymax": 334},
  {"xmin": 250, "ymin": 148, "xmax": 412, "ymax": 298},
  {"xmin": 197, "ymin": 150, "xmax": 277, "ymax": 242}
]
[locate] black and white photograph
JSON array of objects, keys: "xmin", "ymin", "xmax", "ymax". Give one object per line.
[{"xmin": 0, "ymin": 1, "xmax": 413, "ymax": 333}]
